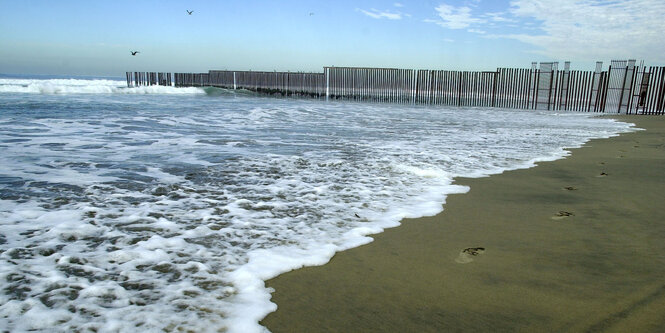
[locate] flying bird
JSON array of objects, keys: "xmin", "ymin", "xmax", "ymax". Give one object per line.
[
  {"xmin": 130, "ymin": 51, "xmax": 140, "ymax": 56},
  {"xmin": 187, "ymin": 10, "xmax": 193, "ymax": 15},
  {"xmin": 309, "ymin": 12, "xmax": 314, "ymax": 16}
]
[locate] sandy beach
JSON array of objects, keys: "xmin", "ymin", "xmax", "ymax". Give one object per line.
[{"xmin": 262, "ymin": 115, "xmax": 665, "ymax": 332}]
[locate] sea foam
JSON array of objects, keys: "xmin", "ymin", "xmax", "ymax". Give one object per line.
[
  {"xmin": 0, "ymin": 77, "xmax": 204, "ymax": 95},
  {"xmin": 0, "ymin": 89, "xmax": 636, "ymax": 332}
]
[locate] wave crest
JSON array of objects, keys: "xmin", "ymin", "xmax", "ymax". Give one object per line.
[{"xmin": 0, "ymin": 78, "xmax": 205, "ymax": 95}]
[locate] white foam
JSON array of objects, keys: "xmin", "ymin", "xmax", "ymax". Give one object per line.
[
  {"xmin": 0, "ymin": 93, "xmax": 637, "ymax": 332},
  {"xmin": 0, "ymin": 77, "xmax": 204, "ymax": 95}
]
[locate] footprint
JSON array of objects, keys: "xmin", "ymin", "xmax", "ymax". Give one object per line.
[
  {"xmin": 563, "ymin": 186, "xmax": 577, "ymax": 191},
  {"xmin": 455, "ymin": 247, "xmax": 485, "ymax": 264},
  {"xmin": 552, "ymin": 211, "xmax": 574, "ymax": 220},
  {"xmin": 597, "ymin": 172, "xmax": 608, "ymax": 177}
]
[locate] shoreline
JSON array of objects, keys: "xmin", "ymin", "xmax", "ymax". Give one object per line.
[{"xmin": 261, "ymin": 115, "xmax": 665, "ymax": 332}]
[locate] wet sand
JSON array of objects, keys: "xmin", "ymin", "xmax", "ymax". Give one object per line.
[{"xmin": 261, "ymin": 115, "xmax": 665, "ymax": 332}]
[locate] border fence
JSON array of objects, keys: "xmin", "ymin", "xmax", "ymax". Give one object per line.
[{"xmin": 126, "ymin": 60, "xmax": 665, "ymax": 115}]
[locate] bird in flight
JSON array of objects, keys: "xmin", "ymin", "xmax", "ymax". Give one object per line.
[
  {"xmin": 187, "ymin": 10, "xmax": 193, "ymax": 15},
  {"xmin": 130, "ymin": 51, "xmax": 140, "ymax": 56}
]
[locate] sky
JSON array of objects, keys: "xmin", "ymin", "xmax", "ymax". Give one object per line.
[{"xmin": 1, "ymin": 0, "xmax": 664, "ymax": 76}]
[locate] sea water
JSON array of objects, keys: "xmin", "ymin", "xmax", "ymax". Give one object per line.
[{"xmin": 0, "ymin": 76, "xmax": 635, "ymax": 332}]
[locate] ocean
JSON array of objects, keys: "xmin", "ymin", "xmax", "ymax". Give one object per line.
[{"xmin": 0, "ymin": 76, "xmax": 635, "ymax": 332}]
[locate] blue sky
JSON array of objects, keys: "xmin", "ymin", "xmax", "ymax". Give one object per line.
[{"xmin": 1, "ymin": 0, "xmax": 664, "ymax": 76}]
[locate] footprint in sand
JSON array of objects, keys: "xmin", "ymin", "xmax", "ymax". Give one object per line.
[
  {"xmin": 563, "ymin": 186, "xmax": 577, "ymax": 191},
  {"xmin": 455, "ymin": 247, "xmax": 485, "ymax": 264},
  {"xmin": 596, "ymin": 172, "xmax": 608, "ymax": 177},
  {"xmin": 552, "ymin": 211, "xmax": 574, "ymax": 220}
]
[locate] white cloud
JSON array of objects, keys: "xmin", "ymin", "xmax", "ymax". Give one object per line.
[
  {"xmin": 357, "ymin": 8, "xmax": 403, "ymax": 20},
  {"xmin": 467, "ymin": 29, "xmax": 486, "ymax": 34},
  {"xmin": 423, "ymin": 0, "xmax": 665, "ymax": 62},
  {"xmin": 500, "ymin": 0, "xmax": 665, "ymax": 61},
  {"xmin": 483, "ymin": 12, "xmax": 515, "ymax": 23},
  {"xmin": 426, "ymin": 4, "xmax": 485, "ymax": 29},
  {"xmin": 394, "ymin": 3, "xmax": 404, "ymax": 7}
]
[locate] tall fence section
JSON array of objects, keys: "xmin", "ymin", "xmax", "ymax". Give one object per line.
[{"xmin": 126, "ymin": 60, "xmax": 665, "ymax": 115}]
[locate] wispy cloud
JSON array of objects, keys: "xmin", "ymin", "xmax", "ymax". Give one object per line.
[
  {"xmin": 499, "ymin": 0, "xmax": 665, "ymax": 60},
  {"xmin": 467, "ymin": 29, "xmax": 486, "ymax": 34},
  {"xmin": 394, "ymin": 3, "xmax": 404, "ymax": 8},
  {"xmin": 357, "ymin": 8, "xmax": 403, "ymax": 20},
  {"xmin": 425, "ymin": 4, "xmax": 484, "ymax": 29},
  {"xmin": 424, "ymin": 1, "xmax": 665, "ymax": 62},
  {"xmin": 483, "ymin": 12, "xmax": 515, "ymax": 23}
]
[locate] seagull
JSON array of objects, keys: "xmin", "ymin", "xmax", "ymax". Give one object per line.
[
  {"xmin": 187, "ymin": 10, "xmax": 193, "ymax": 15},
  {"xmin": 130, "ymin": 51, "xmax": 140, "ymax": 56},
  {"xmin": 309, "ymin": 12, "xmax": 314, "ymax": 16}
]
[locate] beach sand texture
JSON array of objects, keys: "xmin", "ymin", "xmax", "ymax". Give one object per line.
[{"xmin": 262, "ymin": 115, "xmax": 665, "ymax": 332}]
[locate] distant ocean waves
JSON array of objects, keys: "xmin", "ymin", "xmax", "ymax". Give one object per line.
[{"xmin": 0, "ymin": 77, "xmax": 205, "ymax": 94}]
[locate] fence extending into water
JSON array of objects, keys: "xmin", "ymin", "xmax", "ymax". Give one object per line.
[{"xmin": 126, "ymin": 60, "xmax": 665, "ymax": 115}]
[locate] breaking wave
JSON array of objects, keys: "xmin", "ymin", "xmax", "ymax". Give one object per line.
[{"xmin": 0, "ymin": 78, "xmax": 205, "ymax": 95}]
